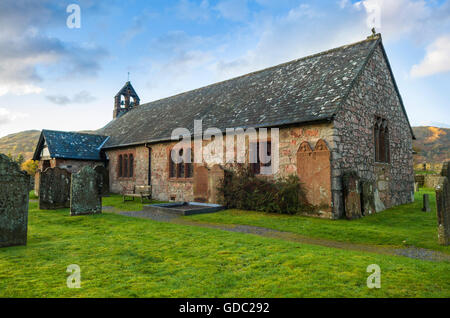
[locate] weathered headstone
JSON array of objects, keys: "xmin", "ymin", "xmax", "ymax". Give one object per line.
[
  {"xmin": 436, "ymin": 161, "xmax": 450, "ymax": 245},
  {"xmin": 94, "ymin": 165, "xmax": 109, "ymax": 195},
  {"xmin": 0, "ymin": 154, "xmax": 30, "ymax": 247},
  {"xmin": 208, "ymin": 164, "xmax": 225, "ymax": 204},
  {"xmin": 343, "ymin": 172, "xmax": 362, "ymax": 220},
  {"xmin": 193, "ymin": 165, "xmax": 209, "ymax": 203},
  {"xmin": 39, "ymin": 167, "xmax": 71, "ymax": 209},
  {"xmin": 361, "ymin": 181, "xmax": 376, "ymax": 215},
  {"xmin": 414, "ymin": 175, "xmax": 425, "ymax": 187},
  {"xmin": 70, "ymin": 166, "xmax": 102, "ymax": 216},
  {"xmin": 422, "ymin": 194, "xmax": 430, "ymax": 212}
]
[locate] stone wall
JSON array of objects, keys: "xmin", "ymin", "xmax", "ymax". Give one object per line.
[
  {"xmin": 0, "ymin": 154, "xmax": 30, "ymax": 247},
  {"xmin": 424, "ymin": 175, "xmax": 443, "ymax": 189},
  {"xmin": 414, "ymin": 163, "xmax": 444, "ymax": 173},
  {"xmin": 52, "ymin": 159, "xmax": 103, "ymax": 174},
  {"xmin": 35, "ymin": 158, "xmax": 104, "ymax": 194},
  {"xmin": 106, "ymin": 123, "xmax": 335, "ymax": 216},
  {"xmin": 332, "ymin": 43, "xmax": 414, "ymax": 219},
  {"xmin": 414, "ymin": 174, "xmax": 442, "ymax": 189},
  {"xmin": 107, "ymin": 145, "xmax": 150, "ymax": 194}
]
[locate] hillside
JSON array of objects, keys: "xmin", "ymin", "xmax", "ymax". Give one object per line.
[
  {"xmin": 0, "ymin": 129, "xmax": 96, "ymax": 160},
  {"xmin": 0, "ymin": 126, "xmax": 448, "ymax": 163},
  {"xmin": 413, "ymin": 126, "xmax": 450, "ymax": 164},
  {"xmin": 0, "ymin": 130, "xmax": 41, "ymax": 160}
]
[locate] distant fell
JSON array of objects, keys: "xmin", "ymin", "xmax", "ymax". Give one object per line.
[
  {"xmin": 0, "ymin": 130, "xmax": 41, "ymax": 160},
  {"xmin": 412, "ymin": 126, "xmax": 450, "ymax": 164},
  {"xmin": 0, "ymin": 129, "xmax": 97, "ymax": 160}
]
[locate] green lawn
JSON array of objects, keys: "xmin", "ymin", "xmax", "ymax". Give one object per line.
[
  {"xmin": 0, "ymin": 200, "xmax": 449, "ymax": 297},
  {"xmin": 29, "ymin": 190, "xmax": 38, "ymax": 200},
  {"xmin": 414, "ymin": 170, "xmax": 438, "ymax": 175},
  {"xmin": 186, "ymin": 189, "xmax": 450, "ymax": 253}
]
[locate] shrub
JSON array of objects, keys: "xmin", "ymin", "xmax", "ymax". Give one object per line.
[
  {"xmin": 21, "ymin": 159, "xmax": 39, "ymax": 175},
  {"xmin": 217, "ymin": 164, "xmax": 311, "ymax": 215}
]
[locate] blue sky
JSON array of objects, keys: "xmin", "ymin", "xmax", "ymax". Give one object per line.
[{"xmin": 0, "ymin": 0, "xmax": 449, "ymax": 137}]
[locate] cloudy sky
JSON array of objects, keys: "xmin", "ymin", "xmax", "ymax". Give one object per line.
[{"xmin": 0, "ymin": 0, "xmax": 449, "ymax": 137}]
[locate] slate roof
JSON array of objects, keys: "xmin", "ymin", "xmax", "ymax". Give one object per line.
[
  {"xmin": 99, "ymin": 35, "xmax": 412, "ymax": 149},
  {"xmin": 32, "ymin": 130, "xmax": 109, "ymax": 161}
]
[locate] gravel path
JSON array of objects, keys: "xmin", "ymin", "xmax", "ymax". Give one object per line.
[
  {"xmin": 119, "ymin": 210, "xmax": 180, "ymax": 222},
  {"xmin": 106, "ymin": 208, "xmax": 450, "ymax": 262}
]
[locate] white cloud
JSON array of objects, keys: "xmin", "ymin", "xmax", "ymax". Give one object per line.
[
  {"xmin": 45, "ymin": 91, "xmax": 97, "ymax": 105},
  {"xmin": 142, "ymin": 2, "xmax": 371, "ymax": 99},
  {"xmin": 411, "ymin": 35, "xmax": 450, "ymax": 78},
  {"xmin": 339, "ymin": 0, "xmax": 350, "ymax": 9},
  {"xmin": 353, "ymin": 0, "xmax": 450, "ymax": 41},
  {"xmin": 215, "ymin": 0, "xmax": 249, "ymax": 22},
  {"xmin": 209, "ymin": 3, "xmax": 367, "ymax": 80},
  {"xmin": 0, "ymin": 108, "xmax": 28, "ymax": 125},
  {"xmin": 119, "ymin": 11, "xmax": 156, "ymax": 45},
  {"xmin": 175, "ymin": 0, "xmax": 211, "ymax": 21},
  {"xmin": 0, "ymin": 83, "xmax": 43, "ymax": 96},
  {"xmin": 0, "ymin": 1, "xmax": 108, "ymax": 97}
]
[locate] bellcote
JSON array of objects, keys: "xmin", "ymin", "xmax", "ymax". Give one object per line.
[{"xmin": 113, "ymin": 81, "xmax": 140, "ymax": 119}]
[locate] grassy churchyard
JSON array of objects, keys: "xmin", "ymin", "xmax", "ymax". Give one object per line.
[{"xmin": 0, "ymin": 190, "xmax": 448, "ymax": 298}]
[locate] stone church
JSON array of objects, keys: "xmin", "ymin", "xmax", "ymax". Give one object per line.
[{"xmin": 33, "ymin": 33, "xmax": 415, "ymax": 219}]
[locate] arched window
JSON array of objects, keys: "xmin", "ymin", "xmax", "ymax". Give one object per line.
[
  {"xmin": 374, "ymin": 123, "xmax": 380, "ymax": 162},
  {"xmin": 384, "ymin": 127, "xmax": 390, "ymax": 162},
  {"xmin": 118, "ymin": 153, "xmax": 135, "ymax": 178},
  {"xmin": 169, "ymin": 147, "xmax": 193, "ymax": 179},
  {"xmin": 374, "ymin": 117, "xmax": 390, "ymax": 163},
  {"xmin": 123, "ymin": 154, "xmax": 128, "ymax": 178},
  {"xmin": 169, "ymin": 155, "xmax": 176, "ymax": 178},
  {"xmin": 118, "ymin": 155, "xmax": 123, "ymax": 177},
  {"xmin": 129, "ymin": 154, "xmax": 134, "ymax": 177},
  {"xmin": 250, "ymin": 141, "xmax": 272, "ymax": 175},
  {"xmin": 379, "ymin": 125, "xmax": 386, "ymax": 162}
]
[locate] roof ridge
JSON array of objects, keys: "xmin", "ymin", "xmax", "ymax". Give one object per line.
[
  {"xmin": 42, "ymin": 129, "xmax": 107, "ymax": 137},
  {"xmin": 135, "ymin": 36, "xmax": 381, "ymax": 109}
]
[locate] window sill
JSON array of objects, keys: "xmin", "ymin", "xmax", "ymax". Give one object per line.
[
  {"xmin": 169, "ymin": 178, "xmax": 193, "ymax": 183},
  {"xmin": 374, "ymin": 162, "xmax": 391, "ymax": 167}
]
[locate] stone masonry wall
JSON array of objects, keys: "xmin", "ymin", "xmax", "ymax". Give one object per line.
[
  {"xmin": 332, "ymin": 43, "xmax": 414, "ymax": 218},
  {"xmin": 107, "ymin": 146, "xmax": 149, "ymax": 194},
  {"xmin": 35, "ymin": 159, "xmax": 104, "ymax": 194},
  {"xmin": 106, "ymin": 123, "xmax": 334, "ymax": 217},
  {"xmin": 52, "ymin": 159, "xmax": 103, "ymax": 174}
]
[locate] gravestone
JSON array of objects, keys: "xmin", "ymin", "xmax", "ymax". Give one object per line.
[
  {"xmin": 94, "ymin": 165, "xmax": 109, "ymax": 195},
  {"xmin": 422, "ymin": 194, "xmax": 430, "ymax": 212},
  {"xmin": 0, "ymin": 154, "xmax": 30, "ymax": 247},
  {"xmin": 436, "ymin": 162, "xmax": 450, "ymax": 245},
  {"xmin": 39, "ymin": 167, "xmax": 71, "ymax": 209},
  {"xmin": 193, "ymin": 165, "xmax": 209, "ymax": 203},
  {"xmin": 297, "ymin": 140, "xmax": 331, "ymax": 210},
  {"xmin": 414, "ymin": 175, "xmax": 425, "ymax": 187},
  {"xmin": 343, "ymin": 172, "xmax": 362, "ymax": 220},
  {"xmin": 208, "ymin": 164, "xmax": 225, "ymax": 204},
  {"xmin": 361, "ymin": 181, "xmax": 376, "ymax": 215},
  {"xmin": 70, "ymin": 166, "xmax": 102, "ymax": 216}
]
